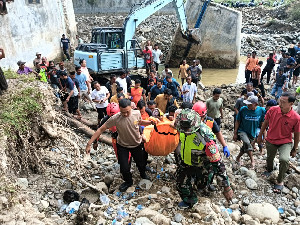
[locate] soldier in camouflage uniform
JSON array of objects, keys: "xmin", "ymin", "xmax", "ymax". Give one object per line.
[{"xmin": 174, "ymin": 109, "xmax": 233, "ymax": 208}]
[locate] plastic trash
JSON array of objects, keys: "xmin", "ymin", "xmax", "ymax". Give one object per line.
[
  {"xmin": 226, "ymin": 208, "xmax": 233, "ymax": 214},
  {"xmin": 59, "ymin": 204, "xmax": 68, "ymax": 213},
  {"xmin": 65, "ymin": 201, "xmax": 80, "ymax": 214},
  {"xmin": 161, "ymin": 168, "xmax": 164, "ymax": 172},
  {"xmin": 278, "ymin": 207, "xmax": 285, "ymax": 214},
  {"xmin": 136, "ymin": 204, "xmax": 143, "ymax": 211},
  {"xmin": 116, "ymin": 192, "xmax": 121, "ymax": 197},
  {"xmin": 57, "ymin": 199, "xmax": 64, "ymax": 208},
  {"xmin": 156, "ymin": 174, "xmax": 160, "ymax": 179},
  {"xmin": 112, "ymin": 216, "xmax": 123, "ymax": 225},
  {"xmin": 106, "ymin": 207, "xmax": 114, "ymax": 215},
  {"xmin": 117, "ymin": 205, "xmax": 129, "ymax": 218},
  {"xmin": 100, "ymin": 194, "xmax": 110, "ymax": 205}
]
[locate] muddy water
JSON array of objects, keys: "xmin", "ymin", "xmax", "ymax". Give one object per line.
[{"xmin": 160, "ymin": 56, "xmax": 267, "ymax": 86}]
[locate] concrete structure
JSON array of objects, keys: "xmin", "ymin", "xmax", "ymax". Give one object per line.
[
  {"xmin": 167, "ymin": 1, "xmax": 242, "ymax": 68},
  {"xmin": 73, "ymin": 0, "xmax": 174, "ymax": 14},
  {"xmin": 0, "ymin": 0, "xmax": 77, "ymax": 69}
]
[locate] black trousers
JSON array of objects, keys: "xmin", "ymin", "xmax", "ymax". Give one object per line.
[
  {"xmin": 67, "ymin": 96, "xmax": 78, "ymax": 114},
  {"xmin": 258, "ymin": 82, "xmax": 266, "ymax": 98},
  {"xmin": 97, "ymin": 107, "xmax": 107, "ymax": 120},
  {"xmin": 245, "ymin": 70, "xmax": 252, "ymax": 83},
  {"xmin": 154, "ymin": 62, "xmax": 159, "ymax": 71},
  {"xmin": 192, "ymin": 78, "xmax": 198, "ymax": 86},
  {"xmin": 181, "ymin": 78, "xmax": 185, "ymax": 86},
  {"xmin": 252, "ymin": 79, "xmax": 259, "ymax": 88},
  {"xmin": 63, "ymin": 48, "xmax": 70, "ymax": 60},
  {"xmin": 261, "ymin": 68, "xmax": 272, "ymax": 84},
  {"xmin": 117, "ymin": 143, "xmax": 146, "ymax": 183}
]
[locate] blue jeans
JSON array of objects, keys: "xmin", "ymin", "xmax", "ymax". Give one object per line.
[
  {"xmin": 51, "ymin": 84, "xmax": 60, "ymax": 98},
  {"xmin": 271, "ymin": 84, "xmax": 283, "ymax": 100}
]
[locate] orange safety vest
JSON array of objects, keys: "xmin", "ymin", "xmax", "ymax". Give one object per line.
[
  {"xmin": 130, "ymin": 87, "xmax": 143, "ymax": 105},
  {"xmin": 141, "ymin": 111, "xmax": 150, "ymax": 120},
  {"xmin": 205, "ymin": 118, "xmax": 214, "ymax": 129}
]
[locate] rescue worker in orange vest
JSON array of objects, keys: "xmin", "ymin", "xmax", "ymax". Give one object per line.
[
  {"xmin": 193, "ymin": 101, "xmax": 230, "ymax": 158},
  {"xmin": 137, "ymin": 100, "xmax": 152, "ymax": 121},
  {"xmin": 128, "ymin": 79, "xmax": 146, "ymax": 106}
]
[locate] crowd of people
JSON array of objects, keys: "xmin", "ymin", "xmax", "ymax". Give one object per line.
[{"xmin": 5, "ymin": 38, "xmax": 300, "ymax": 208}]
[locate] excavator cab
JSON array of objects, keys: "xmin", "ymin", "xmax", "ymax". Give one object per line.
[
  {"xmin": 74, "ymin": 27, "xmax": 145, "ymax": 74},
  {"xmin": 91, "ymin": 28, "xmax": 124, "ymax": 49}
]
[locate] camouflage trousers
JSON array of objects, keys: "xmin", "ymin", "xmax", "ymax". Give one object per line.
[{"xmin": 175, "ymin": 162, "xmax": 209, "ymax": 206}]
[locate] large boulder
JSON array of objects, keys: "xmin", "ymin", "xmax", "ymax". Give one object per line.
[
  {"xmin": 135, "ymin": 217, "xmax": 155, "ymax": 225},
  {"xmin": 245, "ymin": 178, "xmax": 257, "ymax": 190},
  {"xmin": 138, "ymin": 208, "xmax": 171, "ymax": 225},
  {"xmin": 246, "ymin": 203, "xmax": 280, "ymax": 223},
  {"xmin": 285, "ymin": 174, "xmax": 300, "ymax": 190}
]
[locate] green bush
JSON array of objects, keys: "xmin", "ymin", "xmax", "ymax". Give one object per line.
[
  {"xmin": 289, "ymin": 3, "xmax": 300, "ymax": 20},
  {"xmin": 0, "ymin": 86, "xmax": 43, "ymax": 135},
  {"xmin": 4, "ymin": 69, "xmax": 36, "ymax": 82}
]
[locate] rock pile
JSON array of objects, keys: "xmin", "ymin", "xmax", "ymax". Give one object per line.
[{"xmin": 239, "ymin": 6, "xmax": 300, "ymax": 56}]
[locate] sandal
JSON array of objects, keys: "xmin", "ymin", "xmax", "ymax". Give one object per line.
[{"xmin": 273, "ymin": 184, "xmax": 283, "ymax": 194}]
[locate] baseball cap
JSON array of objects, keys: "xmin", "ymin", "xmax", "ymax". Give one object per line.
[
  {"xmin": 193, "ymin": 60, "xmax": 196, "ymax": 63},
  {"xmin": 36, "ymin": 52, "xmax": 41, "ymax": 56},
  {"xmin": 17, "ymin": 60, "xmax": 26, "ymax": 66},
  {"xmin": 266, "ymin": 99, "xmax": 277, "ymax": 107},
  {"xmin": 243, "ymin": 96, "xmax": 258, "ymax": 105}
]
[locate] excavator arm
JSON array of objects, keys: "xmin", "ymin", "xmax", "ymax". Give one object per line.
[{"xmin": 123, "ymin": 0, "xmax": 189, "ymax": 50}]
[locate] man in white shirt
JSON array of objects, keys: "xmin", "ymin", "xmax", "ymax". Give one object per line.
[
  {"xmin": 182, "ymin": 76, "xmax": 197, "ymax": 104},
  {"xmin": 91, "ymin": 81, "xmax": 110, "ymax": 123},
  {"xmin": 152, "ymin": 44, "xmax": 163, "ymax": 71},
  {"xmin": 116, "ymin": 72, "xmax": 128, "ymax": 94},
  {"xmin": 161, "ymin": 65, "xmax": 173, "ymax": 79}
]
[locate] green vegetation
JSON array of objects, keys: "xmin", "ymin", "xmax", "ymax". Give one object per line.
[
  {"xmin": 0, "ymin": 82, "xmax": 43, "ymax": 136},
  {"xmin": 289, "ymin": 2, "xmax": 300, "ymax": 21},
  {"xmin": 4, "ymin": 69, "xmax": 36, "ymax": 82}
]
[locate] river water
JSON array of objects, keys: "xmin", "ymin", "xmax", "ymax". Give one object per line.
[{"xmin": 162, "ymin": 56, "xmax": 267, "ymax": 86}]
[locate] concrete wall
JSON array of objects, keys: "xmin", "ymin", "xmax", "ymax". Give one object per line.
[
  {"xmin": 167, "ymin": 1, "xmax": 242, "ymax": 68},
  {"xmin": 0, "ymin": 0, "xmax": 77, "ymax": 69},
  {"xmin": 73, "ymin": 0, "xmax": 174, "ymax": 14}
]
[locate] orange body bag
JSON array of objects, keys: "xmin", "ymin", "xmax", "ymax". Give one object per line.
[{"xmin": 143, "ymin": 122, "xmax": 179, "ymax": 156}]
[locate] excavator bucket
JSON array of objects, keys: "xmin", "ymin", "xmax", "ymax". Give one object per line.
[{"xmin": 181, "ymin": 29, "xmax": 201, "ymax": 45}]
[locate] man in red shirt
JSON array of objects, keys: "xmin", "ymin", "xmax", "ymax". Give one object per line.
[
  {"xmin": 143, "ymin": 46, "xmax": 153, "ymax": 76},
  {"xmin": 258, "ymin": 92, "xmax": 300, "ymax": 193}
]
